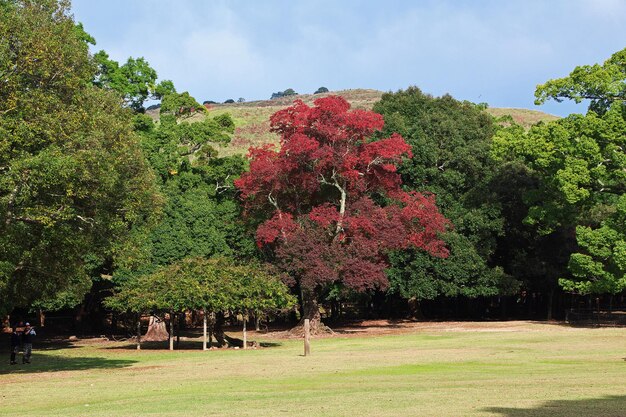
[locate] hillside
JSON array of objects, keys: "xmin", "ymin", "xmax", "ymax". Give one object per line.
[{"xmin": 151, "ymin": 89, "xmax": 559, "ymax": 157}]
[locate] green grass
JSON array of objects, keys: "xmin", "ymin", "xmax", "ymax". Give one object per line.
[{"xmin": 1, "ymin": 323, "xmax": 625, "ymax": 416}]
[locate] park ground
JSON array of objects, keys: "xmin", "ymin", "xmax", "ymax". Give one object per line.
[{"xmin": 0, "ymin": 321, "xmax": 625, "ymax": 417}]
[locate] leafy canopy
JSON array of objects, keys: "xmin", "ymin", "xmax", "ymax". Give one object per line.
[
  {"xmin": 535, "ymin": 47, "xmax": 626, "ymax": 115},
  {"xmin": 106, "ymin": 257, "xmax": 295, "ymax": 315},
  {"xmin": 495, "ymin": 48, "xmax": 626, "ymax": 295},
  {"xmin": 373, "ymin": 87, "xmax": 509, "ymax": 300},
  {"xmin": 236, "ymin": 96, "xmax": 449, "ymax": 296},
  {"xmin": 93, "ymin": 50, "xmax": 175, "ymax": 112},
  {"xmin": 0, "ymin": 0, "xmax": 160, "ymax": 313}
]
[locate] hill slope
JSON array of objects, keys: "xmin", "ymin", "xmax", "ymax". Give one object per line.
[{"xmin": 157, "ymin": 89, "xmax": 559, "ymax": 157}]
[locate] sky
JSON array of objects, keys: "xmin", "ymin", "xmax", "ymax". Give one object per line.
[{"xmin": 71, "ymin": 0, "xmax": 626, "ymax": 116}]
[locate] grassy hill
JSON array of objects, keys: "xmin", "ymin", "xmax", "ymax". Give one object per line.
[{"xmin": 152, "ymin": 89, "xmax": 559, "ymax": 157}]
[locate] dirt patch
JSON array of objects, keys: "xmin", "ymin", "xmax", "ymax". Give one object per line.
[{"xmin": 260, "ymin": 319, "xmax": 574, "ymax": 340}]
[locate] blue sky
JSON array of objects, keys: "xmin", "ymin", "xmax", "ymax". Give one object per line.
[{"xmin": 72, "ymin": 0, "xmax": 626, "ymax": 116}]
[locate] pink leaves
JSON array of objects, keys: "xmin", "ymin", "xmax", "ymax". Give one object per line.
[
  {"xmin": 309, "ymin": 204, "xmax": 340, "ymax": 228},
  {"xmin": 362, "ymin": 133, "xmax": 413, "ymax": 161},
  {"xmin": 256, "ymin": 211, "xmax": 298, "ymax": 246},
  {"xmin": 237, "ymin": 95, "xmax": 450, "ymax": 293}
]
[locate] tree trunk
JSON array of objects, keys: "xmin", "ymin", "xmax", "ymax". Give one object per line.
[
  {"xmin": 242, "ymin": 314, "xmax": 247, "ymax": 350},
  {"xmin": 289, "ymin": 291, "xmax": 333, "ymax": 336},
  {"xmin": 203, "ymin": 309, "xmax": 208, "ymax": 351},
  {"xmin": 169, "ymin": 311, "xmax": 174, "ymax": 351},
  {"xmin": 408, "ymin": 297, "xmax": 425, "ymax": 320},
  {"xmin": 136, "ymin": 317, "xmax": 141, "ymax": 351},
  {"xmin": 38, "ymin": 309, "xmax": 45, "ymax": 327},
  {"xmin": 175, "ymin": 312, "xmax": 184, "ymax": 348},
  {"xmin": 74, "ymin": 303, "xmax": 86, "ymax": 335},
  {"xmin": 208, "ymin": 311, "xmax": 215, "ymax": 349},
  {"xmin": 110, "ymin": 312, "xmax": 118, "ymax": 335},
  {"xmin": 214, "ymin": 312, "xmax": 226, "ymax": 347},
  {"xmin": 176, "ymin": 313, "xmax": 181, "ymax": 349},
  {"xmin": 144, "ymin": 315, "xmax": 169, "ymax": 342}
]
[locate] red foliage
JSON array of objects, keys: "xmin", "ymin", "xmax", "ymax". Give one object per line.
[
  {"xmin": 235, "ymin": 96, "xmax": 450, "ymax": 293},
  {"xmin": 255, "ymin": 211, "xmax": 298, "ymax": 246}
]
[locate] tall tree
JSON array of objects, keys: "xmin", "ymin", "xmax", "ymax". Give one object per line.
[
  {"xmin": 136, "ymin": 93, "xmax": 255, "ymax": 268},
  {"xmin": 493, "ymin": 49, "xmax": 626, "ymax": 298},
  {"xmin": 373, "ymin": 88, "xmax": 511, "ymax": 312},
  {"xmin": 236, "ymin": 96, "xmax": 449, "ymax": 332},
  {"xmin": 0, "ymin": 0, "xmax": 160, "ymax": 314}
]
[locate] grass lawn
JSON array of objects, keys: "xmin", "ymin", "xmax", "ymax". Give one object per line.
[{"xmin": 1, "ymin": 322, "xmax": 625, "ymax": 416}]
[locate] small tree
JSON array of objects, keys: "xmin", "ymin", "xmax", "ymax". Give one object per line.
[
  {"xmin": 105, "ymin": 257, "xmax": 294, "ymax": 349},
  {"xmin": 314, "ymin": 87, "xmax": 329, "ymax": 94}
]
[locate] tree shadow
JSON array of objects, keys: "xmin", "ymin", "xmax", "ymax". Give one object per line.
[
  {"xmin": 259, "ymin": 341, "xmax": 282, "ymax": 347},
  {"xmin": 105, "ymin": 339, "xmax": 282, "ymax": 350},
  {"xmin": 0, "ymin": 353, "xmax": 137, "ymax": 375},
  {"xmin": 33, "ymin": 338, "xmax": 81, "ymax": 351},
  {"xmin": 484, "ymin": 395, "xmax": 626, "ymax": 417},
  {"xmin": 0, "ymin": 335, "xmax": 81, "ymax": 352}
]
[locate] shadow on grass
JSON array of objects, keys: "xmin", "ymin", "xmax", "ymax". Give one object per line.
[
  {"xmin": 0, "ymin": 353, "xmax": 137, "ymax": 375},
  {"xmin": 484, "ymin": 395, "xmax": 626, "ymax": 417},
  {"xmin": 259, "ymin": 341, "xmax": 282, "ymax": 347},
  {"xmin": 105, "ymin": 339, "xmax": 282, "ymax": 350}
]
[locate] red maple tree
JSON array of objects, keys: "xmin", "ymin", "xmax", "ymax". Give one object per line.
[{"xmin": 235, "ymin": 96, "xmax": 449, "ymax": 332}]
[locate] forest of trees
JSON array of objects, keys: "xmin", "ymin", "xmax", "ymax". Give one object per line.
[{"xmin": 1, "ymin": 0, "xmax": 624, "ymax": 337}]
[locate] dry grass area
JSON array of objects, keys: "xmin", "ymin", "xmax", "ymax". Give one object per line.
[
  {"xmin": 1, "ymin": 321, "xmax": 625, "ymax": 417},
  {"xmin": 151, "ymin": 89, "xmax": 559, "ymax": 157},
  {"xmin": 486, "ymin": 107, "xmax": 560, "ymax": 129}
]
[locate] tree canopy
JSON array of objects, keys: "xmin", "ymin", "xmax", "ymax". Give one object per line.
[
  {"xmin": 0, "ymin": 0, "xmax": 160, "ymax": 314},
  {"xmin": 494, "ymin": 49, "xmax": 626, "ymax": 296},
  {"xmin": 106, "ymin": 257, "xmax": 295, "ymax": 316},
  {"xmin": 236, "ymin": 96, "xmax": 449, "ymax": 328},
  {"xmin": 93, "ymin": 51, "xmax": 175, "ymax": 112},
  {"xmin": 373, "ymin": 87, "xmax": 510, "ymax": 302},
  {"xmin": 535, "ymin": 47, "xmax": 626, "ymax": 115}
]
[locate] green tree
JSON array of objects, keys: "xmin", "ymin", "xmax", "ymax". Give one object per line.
[
  {"xmin": 106, "ymin": 257, "xmax": 294, "ymax": 349},
  {"xmin": 93, "ymin": 51, "xmax": 175, "ymax": 112},
  {"xmin": 494, "ymin": 49, "xmax": 626, "ymax": 297},
  {"xmin": 160, "ymin": 92, "xmax": 206, "ymax": 123},
  {"xmin": 135, "ymin": 93, "xmax": 254, "ymax": 269},
  {"xmin": 535, "ymin": 47, "xmax": 626, "ymax": 115},
  {"xmin": 563, "ymin": 195, "xmax": 626, "ymax": 294},
  {"xmin": 373, "ymin": 87, "xmax": 511, "ymax": 311},
  {"xmin": 0, "ymin": 0, "xmax": 160, "ymax": 314}
]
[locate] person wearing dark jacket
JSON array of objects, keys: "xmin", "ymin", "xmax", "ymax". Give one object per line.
[
  {"xmin": 21, "ymin": 323, "xmax": 35, "ymax": 364},
  {"xmin": 9, "ymin": 327, "xmax": 20, "ymax": 365}
]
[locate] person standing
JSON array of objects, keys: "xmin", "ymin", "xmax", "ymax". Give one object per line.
[
  {"xmin": 9, "ymin": 326, "xmax": 21, "ymax": 365},
  {"xmin": 21, "ymin": 323, "xmax": 35, "ymax": 364}
]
